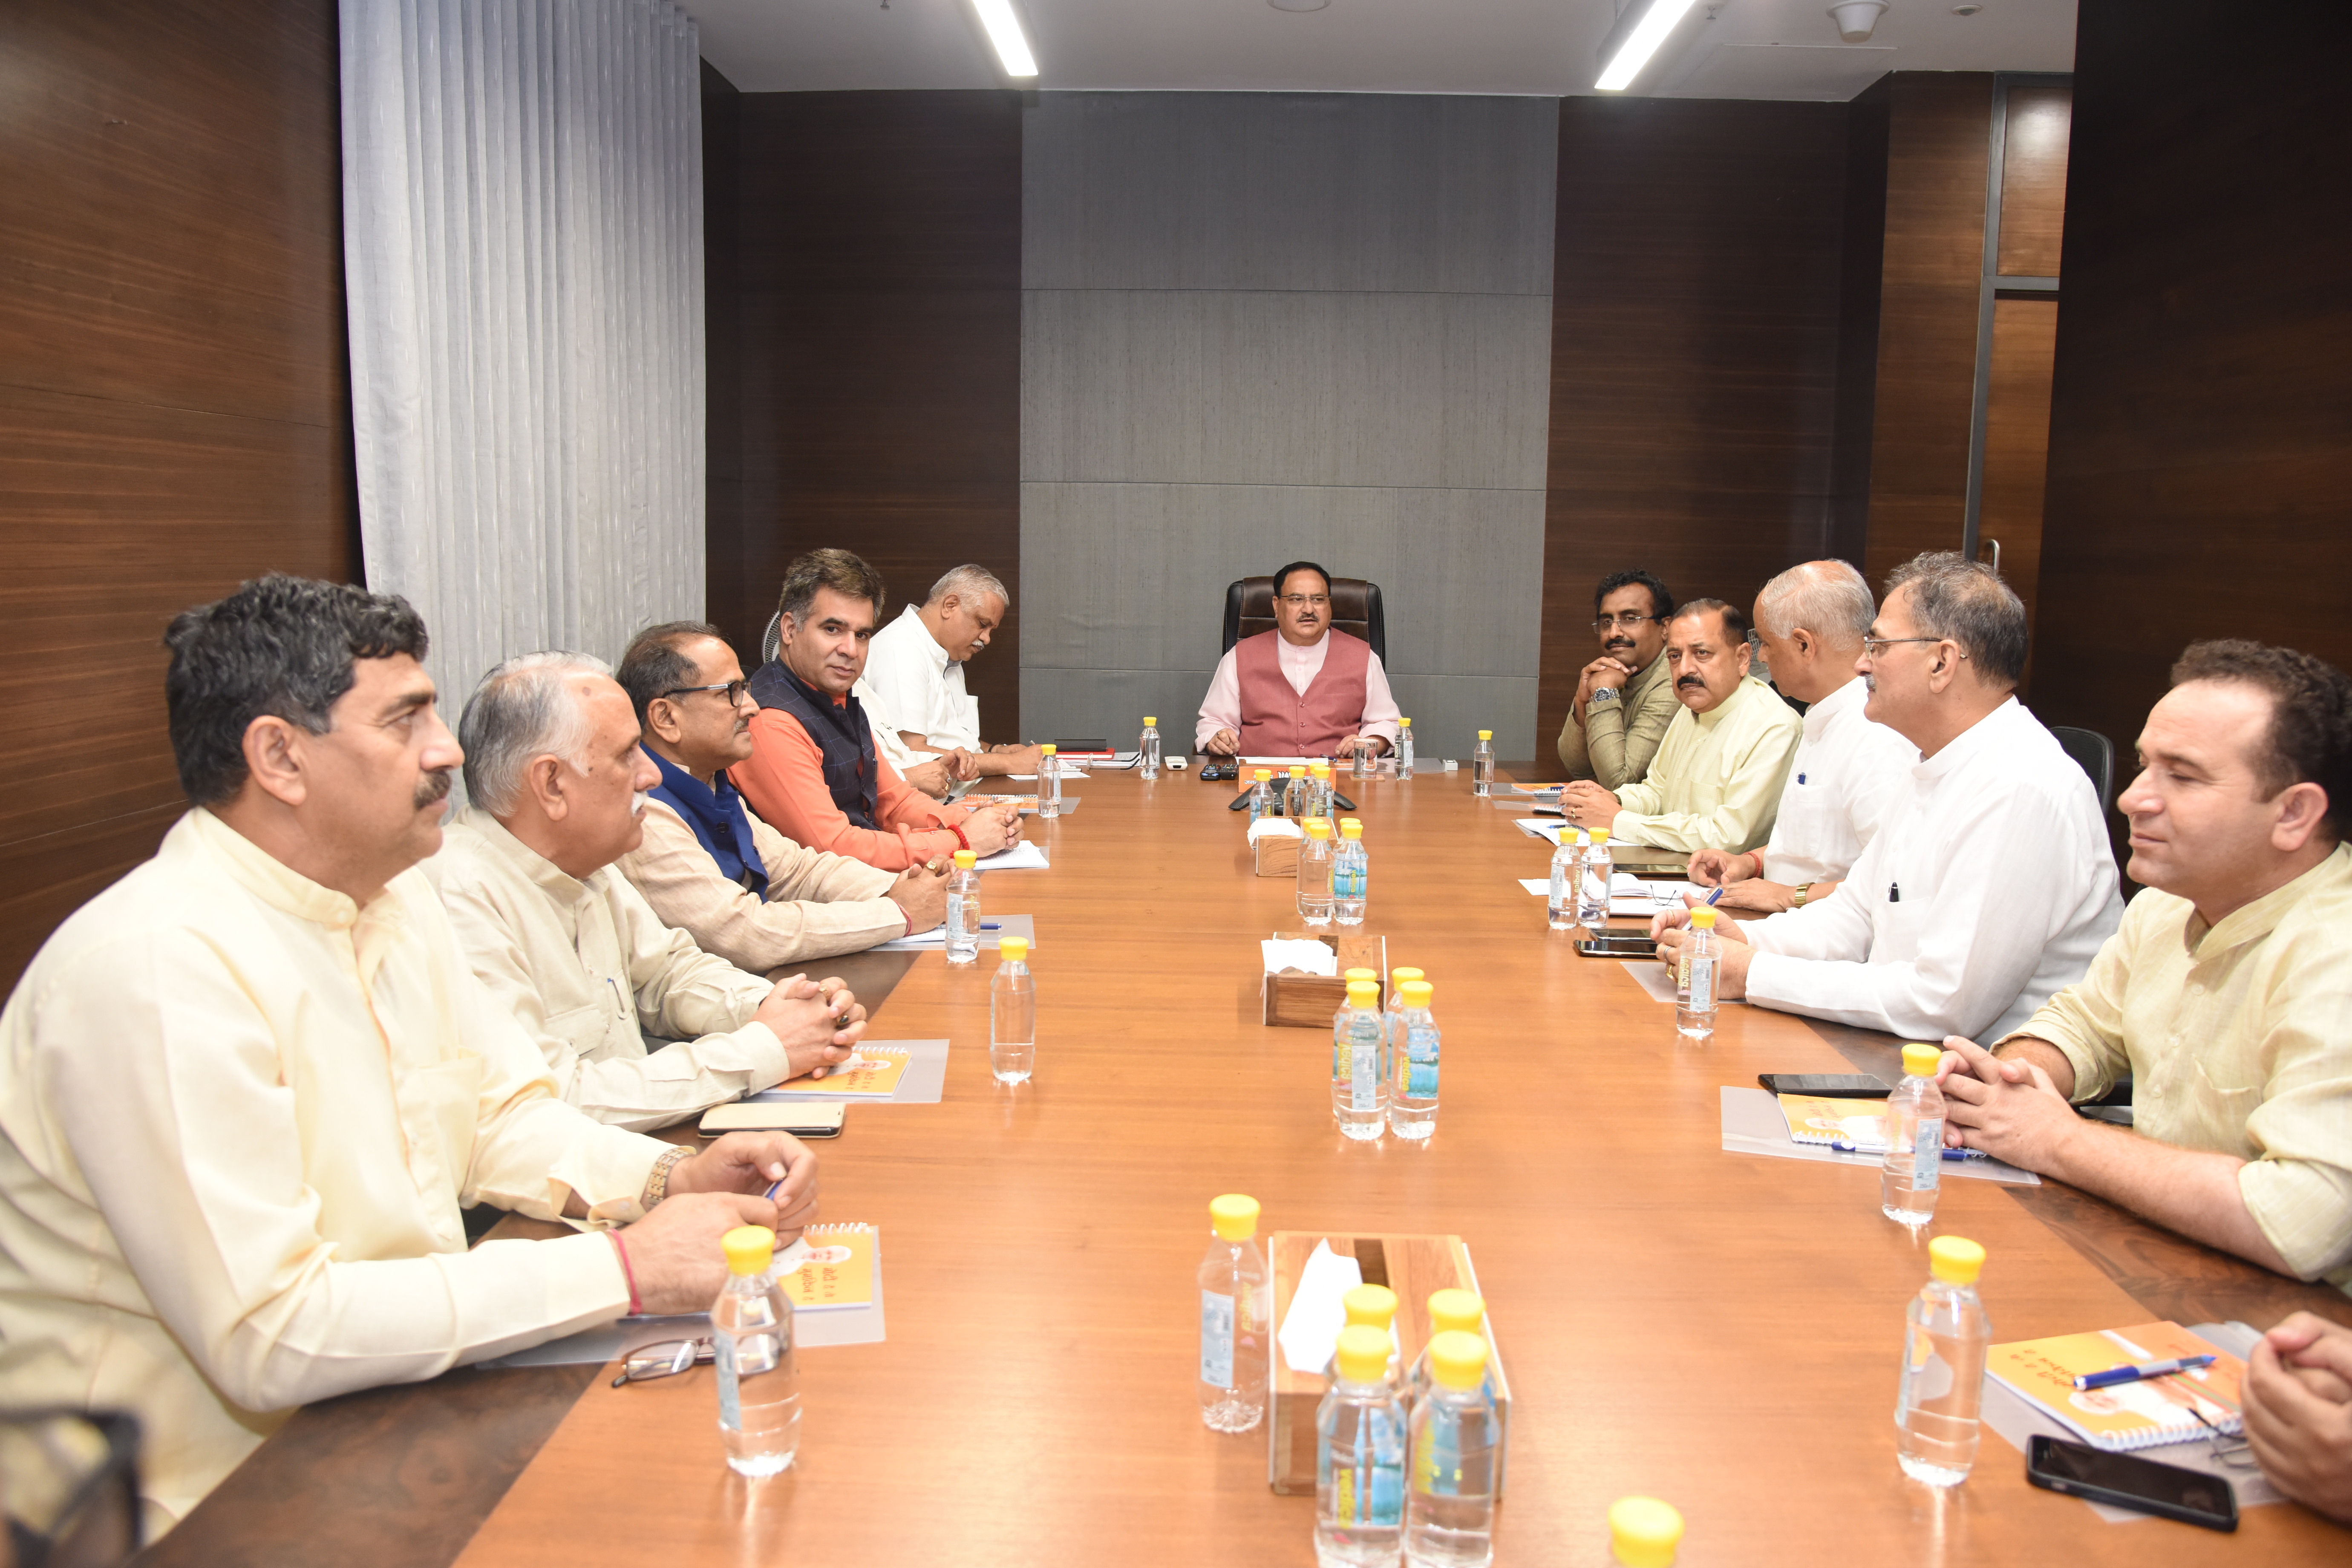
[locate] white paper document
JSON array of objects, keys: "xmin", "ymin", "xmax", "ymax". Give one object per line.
[
  {"xmin": 872, "ymin": 913, "xmax": 1036, "ymax": 952},
  {"xmin": 1513, "ymin": 817, "xmax": 1569, "ymax": 844},
  {"xmin": 1263, "ymin": 939, "xmax": 1338, "ymax": 976},
  {"xmin": 974, "ymin": 842, "xmax": 1050, "ymax": 870}
]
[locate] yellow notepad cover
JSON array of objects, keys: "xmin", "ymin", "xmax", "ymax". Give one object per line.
[
  {"xmin": 1775, "ymin": 1092, "xmax": 1892, "ymax": 1149},
  {"xmin": 1985, "ymin": 1321, "xmax": 2244, "ymax": 1451},
  {"xmin": 784, "ymin": 1048, "xmax": 909, "ymax": 1097},
  {"xmin": 781, "ymin": 1223, "xmax": 877, "ymax": 1311}
]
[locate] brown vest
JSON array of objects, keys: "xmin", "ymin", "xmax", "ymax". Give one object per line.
[{"xmin": 1235, "ymin": 630, "xmax": 1372, "ymax": 756}]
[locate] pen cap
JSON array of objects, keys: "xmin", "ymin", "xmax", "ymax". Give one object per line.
[
  {"xmin": 722, "ymin": 1225, "xmax": 776, "ymax": 1277},
  {"xmin": 1144, "ymin": 715, "xmax": 1157, "ymax": 725},
  {"xmin": 997, "ymin": 935, "xmax": 1030, "ymax": 960},
  {"xmin": 1341, "ymin": 1283, "xmax": 1398, "ymax": 1330},
  {"xmin": 1690, "ymin": 908, "xmax": 1717, "ymax": 930},
  {"xmin": 1902, "ymin": 1042, "xmax": 1942, "ymax": 1076},
  {"xmin": 1608, "ymin": 1496, "xmax": 1685, "ymax": 1568},
  {"xmin": 1345, "ymin": 978, "xmax": 1381, "ymax": 1005},
  {"xmin": 1335, "ymin": 1324, "xmax": 1392, "ymax": 1386},
  {"xmin": 1427, "ymin": 1329, "xmax": 1489, "ymax": 1391},
  {"xmin": 1427, "ymin": 1288, "xmax": 1484, "ymax": 1335},
  {"xmin": 1208, "ymin": 1193, "xmax": 1260, "ymax": 1241},
  {"xmin": 1398, "ymin": 980, "xmax": 1433, "ymax": 1009},
  {"xmin": 1339, "ymin": 819, "xmax": 1363, "ymax": 839},
  {"xmin": 1927, "ymin": 1235, "xmax": 1986, "ymax": 1286},
  {"xmin": 952, "ymin": 850, "xmax": 975, "ymax": 870},
  {"xmin": 1305, "ymin": 818, "xmax": 1334, "ymax": 839}
]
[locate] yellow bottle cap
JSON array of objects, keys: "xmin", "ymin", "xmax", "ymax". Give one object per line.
[
  {"xmin": 1144, "ymin": 716, "xmax": 1157, "ymax": 725},
  {"xmin": 1399, "ymin": 717, "xmax": 1412, "ymax": 727},
  {"xmin": 1690, "ymin": 908, "xmax": 1716, "ymax": 928},
  {"xmin": 1343, "ymin": 967, "xmax": 1378, "ymax": 982},
  {"xmin": 1608, "ymin": 1496, "xmax": 1685, "ymax": 1568},
  {"xmin": 1427, "ymin": 1288, "xmax": 1485, "ymax": 1335},
  {"xmin": 1290, "ymin": 765, "xmax": 1306, "ymax": 776},
  {"xmin": 1902, "ymin": 1042, "xmax": 1942, "ymax": 1077},
  {"xmin": 1340, "ymin": 820, "xmax": 1363, "ymax": 839},
  {"xmin": 1591, "ymin": 827, "xmax": 1610, "ymax": 843},
  {"xmin": 1311, "ymin": 762, "xmax": 1331, "ymax": 776},
  {"xmin": 1209, "ymin": 1193, "xmax": 1260, "ymax": 1241},
  {"xmin": 722, "ymin": 1225, "xmax": 776, "ymax": 1277},
  {"xmin": 1929, "ymin": 1235, "xmax": 1985, "ymax": 1285},
  {"xmin": 1341, "ymin": 1283, "xmax": 1398, "ymax": 1329},
  {"xmin": 1398, "ymin": 979, "xmax": 1433, "ymax": 1007},
  {"xmin": 1305, "ymin": 818, "xmax": 1334, "ymax": 838},
  {"xmin": 1390, "ymin": 967, "xmax": 1425, "ymax": 983},
  {"xmin": 1335, "ymin": 1324, "xmax": 1392, "ymax": 1385},
  {"xmin": 998, "ymin": 935, "xmax": 1030, "ymax": 958},
  {"xmin": 1255, "ymin": 769, "xmax": 1273, "ymax": 781},
  {"xmin": 1478, "ymin": 729, "xmax": 1493, "ymax": 740},
  {"xmin": 1345, "ymin": 978, "xmax": 1380, "ymax": 1003},
  {"xmin": 953, "ymin": 849, "xmax": 976, "ymax": 869},
  {"xmin": 1427, "ymin": 1329, "xmax": 1489, "ymax": 1391}
]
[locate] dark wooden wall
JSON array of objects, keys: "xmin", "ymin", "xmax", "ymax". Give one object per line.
[
  {"xmin": 706, "ymin": 88, "xmax": 1025, "ymax": 735},
  {"xmin": 2035, "ymin": 0, "xmax": 2352, "ymax": 777},
  {"xmin": 0, "ymin": 0, "xmax": 356, "ymax": 992}
]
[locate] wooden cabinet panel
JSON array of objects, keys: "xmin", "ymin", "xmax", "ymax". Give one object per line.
[
  {"xmin": 1997, "ymin": 86, "xmax": 2072, "ymax": 279},
  {"xmin": 1979, "ymin": 297, "xmax": 2059, "ymax": 685}
]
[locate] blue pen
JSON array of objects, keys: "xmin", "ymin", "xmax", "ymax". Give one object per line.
[
  {"xmin": 1830, "ymin": 1141, "xmax": 1986, "ymax": 1161},
  {"xmin": 980, "ymin": 921, "xmax": 1003, "ymax": 930},
  {"xmin": 2074, "ymin": 1355, "xmax": 2217, "ymax": 1391},
  {"xmin": 1703, "ymin": 886, "xmax": 1724, "ymax": 906}
]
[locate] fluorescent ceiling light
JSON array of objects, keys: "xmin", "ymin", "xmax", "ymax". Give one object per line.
[
  {"xmin": 972, "ymin": 0, "xmax": 1038, "ymax": 80},
  {"xmin": 1594, "ymin": 0, "xmax": 1701, "ymax": 91}
]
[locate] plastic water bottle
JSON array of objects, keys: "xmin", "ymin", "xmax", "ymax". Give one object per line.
[
  {"xmin": 1199, "ymin": 1193, "xmax": 1270, "ymax": 1434},
  {"xmin": 989, "ymin": 935, "xmax": 1035, "ymax": 1082},
  {"xmin": 1388, "ymin": 979, "xmax": 1439, "ymax": 1139},
  {"xmin": 1317, "ymin": 1323, "xmax": 1409, "ymax": 1567},
  {"xmin": 1038, "ymin": 744, "xmax": 1061, "ymax": 818},
  {"xmin": 944, "ymin": 848, "xmax": 980, "ymax": 966},
  {"xmin": 1895, "ymin": 1236, "xmax": 1992, "ymax": 1486},
  {"xmin": 1385, "ymin": 967, "xmax": 1423, "ymax": 1027},
  {"xmin": 1320, "ymin": 1283, "xmax": 1402, "ymax": 1387},
  {"xmin": 1882, "ymin": 1042, "xmax": 1949, "ymax": 1226},
  {"xmin": 1405, "ymin": 1331, "xmax": 1497, "ymax": 1567},
  {"xmin": 1396, "ymin": 718, "xmax": 1415, "ymax": 780},
  {"xmin": 1140, "ymin": 716, "xmax": 1162, "ymax": 781},
  {"xmin": 1335, "ymin": 968, "xmax": 1381, "ymax": 1040},
  {"xmin": 1471, "ymin": 731, "xmax": 1494, "ymax": 798},
  {"xmin": 1577, "ymin": 827, "xmax": 1614, "ymax": 928},
  {"xmin": 712, "ymin": 1224, "xmax": 799, "ymax": 1476},
  {"xmin": 1286, "ymin": 765, "xmax": 1312, "ymax": 819},
  {"xmin": 1310, "ymin": 761, "xmax": 1334, "ymax": 819},
  {"xmin": 1547, "ymin": 830, "xmax": 1585, "ymax": 932},
  {"xmin": 1249, "ymin": 769, "xmax": 1277, "ymax": 821},
  {"xmin": 1675, "ymin": 908, "xmax": 1718, "ymax": 1041},
  {"xmin": 1332, "ymin": 977, "xmax": 1388, "ymax": 1140},
  {"xmin": 1409, "ymin": 1291, "xmax": 1486, "ymax": 1402},
  {"xmin": 1608, "ymin": 1497, "xmax": 1685, "ymax": 1567},
  {"xmin": 1298, "ymin": 818, "xmax": 1337, "ymax": 927},
  {"xmin": 1334, "ymin": 819, "xmax": 1369, "ymax": 926}
]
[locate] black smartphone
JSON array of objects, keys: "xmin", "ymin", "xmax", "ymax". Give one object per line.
[
  {"xmin": 1575, "ymin": 933, "xmax": 1657, "ymax": 957},
  {"xmin": 1757, "ymin": 1073, "xmax": 1892, "ymax": 1098},
  {"xmin": 2026, "ymin": 1435, "xmax": 2238, "ymax": 1532}
]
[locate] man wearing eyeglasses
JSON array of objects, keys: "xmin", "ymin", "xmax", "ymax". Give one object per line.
[
  {"xmin": 613, "ymin": 622, "xmax": 949, "ymax": 973},
  {"xmin": 1651, "ymin": 552, "xmax": 2122, "ymax": 1045},
  {"xmin": 1557, "ymin": 569, "xmax": 1683, "ymax": 788},
  {"xmin": 1197, "ymin": 561, "xmax": 1401, "ymax": 760}
]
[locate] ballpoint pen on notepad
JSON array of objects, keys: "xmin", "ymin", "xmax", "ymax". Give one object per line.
[
  {"xmin": 2073, "ymin": 1354, "xmax": 2218, "ymax": 1390},
  {"xmin": 1830, "ymin": 1140, "xmax": 1987, "ymax": 1160}
]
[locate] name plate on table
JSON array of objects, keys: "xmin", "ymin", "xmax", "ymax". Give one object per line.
[{"xmin": 1261, "ymin": 931, "xmax": 1387, "ymax": 1026}]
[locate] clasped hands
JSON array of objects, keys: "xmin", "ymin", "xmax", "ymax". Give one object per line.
[
  {"xmin": 614, "ymin": 1129, "xmax": 824, "ymax": 1313},
  {"xmin": 1202, "ymin": 729, "xmax": 1385, "ymax": 760},
  {"xmin": 753, "ymin": 973, "xmax": 868, "ymax": 1081}
]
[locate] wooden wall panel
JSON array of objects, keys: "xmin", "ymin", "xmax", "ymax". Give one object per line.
[
  {"xmin": 0, "ymin": 0, "xmax": 355, "ymax": 992},
  {"xmin": 2035, "ymin": 0, "xmax": 2352, "ymax": 784},
  {"xmin": 1997, "ymin": 86, "xmax": 2072, "ymax": 278},
  {"xmin": 716, "ymin": 91, "xmax": 1024, "ymax": 735},
  {"xmin": 701, "ymin": 61, "xmax": 744, "ymax": 652},
  {"xmin": 1979, "ymin": 297, "xmax": 2059, "ymax": 679},
  {"xmin": 1540, "ymin": 97, "xmax": 1848, "ymax": 755}
]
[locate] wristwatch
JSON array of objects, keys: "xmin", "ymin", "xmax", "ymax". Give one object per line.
[
  {"xmin": 1793, "ymin": 882, "xmax": 1816, "ymax": 908},
  {"xmin": 1590, "ymin": 686, "xmax": 1620, "ymax": 705}
]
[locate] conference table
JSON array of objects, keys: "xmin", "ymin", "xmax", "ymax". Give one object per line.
[{"xmin": 144, "ymin": 764, "xmax": 2352, "ymax": 1565}]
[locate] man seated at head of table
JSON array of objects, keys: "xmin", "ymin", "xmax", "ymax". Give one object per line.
[
  {"xmin": 0, "ymin": 576, "xmax": 820, "ymax": 1532},
  {"xmin": 1197, "ymin": 560, "xmax": 1401, "ymax": 763},
  {"xmin": 1936, "ymin": 640, "xmax": 2352, "ymax": 1298},
  {"xmin": 853, "ymin": 563, "xmax": 1043, "ymax": 796},
  {"xmin": 614, "ymin": 621, "xmax": 949, "ymax": 971},
  {"xmin": 734, "ymin": 548, "xmax": 1023, "ymax": 873},
  {"xmin": 1685, "ymin": 560, "xmax": 1916, "ymax": 912},
  {"xmin": 1558, "ymin": 568, "xmax": 1683, "ymax": 788},
  {"xmin": 428, "ymin": 651, "xmax": 869, "ymax": 1132},
  {"xmin": 1557, "ymin": 598, "xmax": 1802, "ymax": 856}
]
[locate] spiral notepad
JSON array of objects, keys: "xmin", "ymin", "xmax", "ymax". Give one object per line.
[
  {"xmin": 778, "ymin": 1224, "xmax": 877, "ymax": 1312},
  {"xmin": 1986, "ymin": 1322, "xmax": 2244, "ymax": 1451}
]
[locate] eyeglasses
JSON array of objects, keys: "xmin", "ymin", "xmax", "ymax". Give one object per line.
[
  {"xmin": 1592, "ymin": 612, "xmax": 1662, "ymax": 633},
  {"xmin": 1277, "ymin": 594, "xmax": 1331, "ymax": 608},
  {"xmin": 612, "ymin": 1336, "xmax": 715, "ymax": 1387},
  {"xmin": 2181, "ymin": 1399, "xmax": 2260, "ymax": 1471},
  {"xmin": 660, "ymin": 680, "xmax": 750, "ymax": 705},
  {"xmin": 1859, "ymin": 636, "xmax": 1952, "ymax": 660}
]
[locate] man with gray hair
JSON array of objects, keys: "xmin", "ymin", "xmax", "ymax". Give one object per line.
[
  {"xmin": 1686, "ymin": 560, "xmax": 1916, "ymax": 913},
  {"xmin": 1654, "ymin": 552, "xmax": 2124, "ymax": 1045},
  {"xmin": 854, "ymin": 563, "xmax": 1041, "ymax": 790},
  {"xmin": 429, "ymin": 651, "xmax": 872, "ymax": 1131}
]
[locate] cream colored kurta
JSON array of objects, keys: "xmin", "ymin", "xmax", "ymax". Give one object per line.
[
  {"xmin": 428, "ymin": 809, "xmax": 787, "ymax": 1132},
  {"xmin": 1608, "ymin": 675, "xmax": 1803, "ymax": 853},
  {"xmin": 0, "ymin": 810, "xmax": 658, "ymax": 1530},
  {"xmin": 617, "ymin": 795, "xmax": 908, "ymax": 973},
  {"xmin": 2012, "ymin": 843, "xmax": 2352, "ymax": 1293}
]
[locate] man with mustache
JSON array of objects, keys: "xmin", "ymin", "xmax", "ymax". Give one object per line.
[
  {"xmin": 735, "ymin": 550, "xmax": 1022, "ymax": 872},
  {"xmin": 614, "ymin": 621, "xmax": 948, "ymax": 971},
  {"xmin": 430, "ymin": 652, "xmax": 871, "ymax": 1131},
  {"xmin": 854, "ymin": 563, "xmax": 1043, "ymax": 795},
  {"xmin": 1559, "ymin": 598, "xmax": 1801, "ymax": 855},
  {"xmin": 1557, "ymin": 568, "xmax": 1682, "ymax": 787},
  {"xmin": 1197, "ymin": 560, "xmax": 1401, "ymax": 761},
  {"xmin": 0, "ymin": 576, "xmax": 820, "ymax": 1531}
]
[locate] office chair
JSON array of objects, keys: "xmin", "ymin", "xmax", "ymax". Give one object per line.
[
  {"xmin": 1222, "ymin": 576, "xmax": 1386, "ymax": 664},
  {"xmin": 761, "ymin": 611, "xmax": 781, "ymax": 666},
  {"xmin": 2049, "ymin": 725, "xmax": 2115, "ymax": 814}
]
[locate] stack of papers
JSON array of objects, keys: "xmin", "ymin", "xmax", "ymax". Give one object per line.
[{"xmin": 974, "ymin": 842, "xmax": 1050, "ymax": 870}]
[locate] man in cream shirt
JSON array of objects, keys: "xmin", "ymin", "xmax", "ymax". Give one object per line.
[
  {"xmin": 0, "ymin": 576, "xmax": 819, "ymax": 1532},
  {"xmin": 431, "ymin": 652, "xmax": 872, "ymax": 1132},
  {"xmin": 853, "ymin": 564, "xmax": 1041, "ymax": 791},
  {"xmin": 1654, "ymin": 553, "xmax": 2123, "ymax": 1043},
  {"xmin": 1687, "ymin": 561, "xmax": 1915, "ymax": 912},
  {"xmin": 1559, "ymin": 599, "xmax": 1802, "ymax": 855}
]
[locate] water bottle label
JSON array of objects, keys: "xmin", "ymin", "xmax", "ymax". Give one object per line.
[
  {"xmin": 1413, "ymin": 1409, "xmax": 1464, "ymax": 1497},
  {"xmin": 1351, "ymin": 1043, "xmax": 1380, "ymax": 1110},
  {"xmin": 1200, "ymin": 1290, "xmax": 1235, "ymax": 1387},
  {"xmin": 1407, "ymin": 1023, "xmax": 1439, "ymax": 1064},
  {"xmin": 716, "ymin": 1332, "xmax": 742, "ymax": 1430},
  {"xmin": 1402, "ymin": 1061, "xmax": 1439, "ymax": 1096},
  {"xmin": 946, "ymin": 892, "xmax": 966, "ymax": 928},
  {"xmin": 1326, "ymin": 1440, "xmax": 1407, "ymax": 1525},
  {"xmin": 1913, "ymin": 1119, "xmax": 1943, "ymax": 1188},
  {"xmin": 1688, "ymin": 954, "xmax": 1715, "ymax": 1009}
]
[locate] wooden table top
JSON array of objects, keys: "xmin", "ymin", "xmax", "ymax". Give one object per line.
[{"xmin": 144, "ymin": 766, "xmax": 2352, "ymax": 1565}]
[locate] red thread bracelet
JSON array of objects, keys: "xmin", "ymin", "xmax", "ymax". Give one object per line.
[{"xmin": 607, "ymin": 1231, "xmax": 643, "ymax": 1316}]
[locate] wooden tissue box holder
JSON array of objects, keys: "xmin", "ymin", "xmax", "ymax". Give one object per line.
[
  {"xmin": 1261, "ymin": 932, "xmax": 1387, "ymax": 1027},
  {"xmin": 1266, "ymin": 1231, "xmax": 1513, "ymax": 1496}
]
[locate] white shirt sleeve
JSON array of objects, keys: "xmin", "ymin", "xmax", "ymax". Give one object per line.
[
  {"xmin": 1196, "ymin": 646, "xmax": 1245, "ymax": 749},
  {"xmin": 1358, "ymin": 652, "xmax": 1402, "ymax": 749}
]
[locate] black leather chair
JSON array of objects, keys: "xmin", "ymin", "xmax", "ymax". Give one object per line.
[
  {"xmin": 1222, "ymin": 576, "xmax": 1386, "ymax": 664},
  {"xmin": 2050, "ymin": 725, "xmax": 2115, "ymax": 813},
  {"xmin": 761, "ymin": 610, "xmax": 782, "ymax": 666}
]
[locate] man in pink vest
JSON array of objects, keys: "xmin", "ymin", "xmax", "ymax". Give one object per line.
[{"xmin": 1196, "ymin": 561, "xmax": 1403, "ymax": 760}]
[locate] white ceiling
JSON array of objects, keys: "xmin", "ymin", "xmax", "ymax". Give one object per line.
[{"xmin": 690, "ymin": 0, "xmax": 2075, "ymax": 99}]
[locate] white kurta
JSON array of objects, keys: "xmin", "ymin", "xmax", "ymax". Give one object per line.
[
  {"xmin": 1741, "ymin": 697, "xmax": 2125, "ymax": 1044},
  {"xmin": 1758, "ymin": 675, "xmax": 1918, "ymax": 886},
  {"xmin": 854, "ymin": 604, "xmax": 983, "ymax": 772}
]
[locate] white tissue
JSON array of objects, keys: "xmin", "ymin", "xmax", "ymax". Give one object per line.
[{"xmin": 1262, "ymin": 939, "xmax": 1338, "ymax": 976}]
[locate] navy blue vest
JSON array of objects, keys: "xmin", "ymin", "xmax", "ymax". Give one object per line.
[{"xmin": 747, "ymin": 659, "xmax": 882, "ymax": 829}]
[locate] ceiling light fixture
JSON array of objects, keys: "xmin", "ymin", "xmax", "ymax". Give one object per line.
[
  {"xmin": 971, "ymin": 0, "xmax": 1038, "ymax": 79},
  {"xmin": 1269, "ymin": 0, "xmax": 1332, "ymax": 10},
  {"xmin": 1828, "ymin": 0, "xmax": 1891, "ymax": 42},
  {"xmin": 1594, "ymin": 0, "xmax": 1702, "ymax": 92}
]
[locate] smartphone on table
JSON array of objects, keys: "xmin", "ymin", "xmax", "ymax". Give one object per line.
[
  {"xmin": 2025, "ymin": 1434, "xmax": 2238, "ymax": 1531},
  {"xmin": 1574, "ymin": 932, "xmax": 1658, "ymax": 958},
  {"xmin": 1756, "ymin": 1073, "xmax": 1892, "ymax": 1098},
  {"xmin": 698, "ymin": 1101, "xmax": 847, "ymax": 1139}
]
